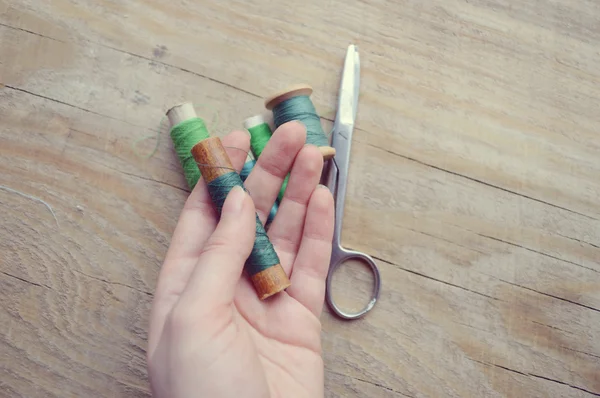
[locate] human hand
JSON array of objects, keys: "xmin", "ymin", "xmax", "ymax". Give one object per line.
[{"xmin": 148, "ymin": 122, "xmax": 335, "ymax": 398}]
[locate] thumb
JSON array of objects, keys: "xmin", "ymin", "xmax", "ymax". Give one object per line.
[{"xmin": 180, "ymin": 185, "xmax": 256, "ymax": 307}]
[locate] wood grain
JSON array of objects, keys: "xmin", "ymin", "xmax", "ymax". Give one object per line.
[
  {"xmin": 1, "ymin": 0, "xmax": 599, "ymax": 396},
  {"xmin": 190, "ymin": 137, "xmax": 236, "ymax": 183}
]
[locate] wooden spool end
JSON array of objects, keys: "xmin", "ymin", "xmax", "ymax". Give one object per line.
[
  {"xmin": 190, "ymin": 137, "xmax": 233, "ymax": 183},
  {"xmin": 167, "ymin": 102, "xmax": 196, "ymax": 126},
  {"xmin": 264, "ymin": 83, "xmax": 313, "ymax": 110},
  {"xmin": 250, "ymin": 264, "xmax": 291, "ymax": 300},
  {"xmin": 243, "ymin": 114, "xmax": 267, "ymax": 130},
  {"xmin": 265, "ymin": 84, "xmax": 335, "ymax": 160},
  {"xmin": 320, "ymin": 146, "xmax": 336, "ymax": 160}
]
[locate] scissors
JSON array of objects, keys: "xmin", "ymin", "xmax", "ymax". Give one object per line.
[{"xmin": 325, "ymin": 44, "xmax": 381, "ymax": 320}]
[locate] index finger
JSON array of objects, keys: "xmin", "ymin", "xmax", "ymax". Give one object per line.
[{"xmin": 243, "ymin": 121, "xmax": 306, "ymax": 225}]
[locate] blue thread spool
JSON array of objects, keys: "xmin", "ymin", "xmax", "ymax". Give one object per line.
[{"xmin": 265, "ymin": 84, "xmax": 336, "ymax": 160}]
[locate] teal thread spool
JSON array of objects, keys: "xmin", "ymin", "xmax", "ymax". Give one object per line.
[
  {"xmin": 265, "ymin": 84, "xmax": 336, "ymax": 160},
  {"xmin": 167, "ymin": 103, "xmax": 291, "ymax": 299},
  {"xmin": 244, "ymin": 114, "xmax": 289, "ymax": 202},
  {"xmin": 240, "ymin": 156, "xmax": 278, "ymax": 225},
  {"xmin": 239, "ymin": 158, "xmax": 256, "ymax": 180}
]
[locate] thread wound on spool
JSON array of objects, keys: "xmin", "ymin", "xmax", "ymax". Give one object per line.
[
  {"xmin": 169, "ymin": 117, "xmax": 210, "ymax": 189},
  {"xmin": 273, "ymin": 95, "xmax": 329, "ymax": 147},
  {"xmin": 266, "ymin": 85, "xmax": 335, "ymax": 160},
  {"xmin": 245, "ymin": 116, "xmax": 273, "ymax": 159},
  {"xmin": 207, "ymin": 173, "xmax": 280, "ymax": 274},
  {"xmin": 239, "ymin": 160, "xmax": 255, "ymax": 181},
  {"xmin": 245, "ymin": 115, "xmax": 289, "ymax": 201},
  {"xmin": 191, "ymin": 137, "xmax": 290, "ymax": 298}
]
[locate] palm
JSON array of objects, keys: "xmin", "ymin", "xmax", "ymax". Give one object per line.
[
  {"xmin": 148, "ymin": 124, "xmax": 334, "ymax": 398},
  {"xmin": 233, "ymin": 292, "xmax": 323, "ymax": 397}
]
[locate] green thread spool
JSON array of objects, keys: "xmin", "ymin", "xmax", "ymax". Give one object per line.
[
  {"xmin": 168, "ymin": 104, "xmax": 278, "ymax": 224},
  {"xmin": 265, "ymin": 84, "xmax": 336, "ymax": 160},
  {"xmin": 244, "ymin": 115, "xmax": 289, "ymax": 202},
  {"xmin": 245, "ymin": 115, "xmax": 272, "ymax": 159},
  {"xmin": 169, "ymin": 106, "xmax": 210, "ymax": 189},
  {"xmin": 167, "ymin": 102, "xmax": 290, "ymax": 300}
]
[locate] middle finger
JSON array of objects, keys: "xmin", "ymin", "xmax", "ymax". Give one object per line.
[
  {"xmin": 267, "ymin": 144, "xmax": 324, "ymax": 274},
  {"xmin": 243, "ymin": 121, "xmax": 306, "ymax": 225}
]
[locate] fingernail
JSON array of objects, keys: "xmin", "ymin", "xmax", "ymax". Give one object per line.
[
  {"xmin": 225, "ymin": 186, "xmax": 246, "ymax": 214},
  {"xmin": 317, "ymin": 184, "xmax": 329, "ymax": 190}
]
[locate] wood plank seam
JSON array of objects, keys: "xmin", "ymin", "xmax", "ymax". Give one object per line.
[
  {"xmin": 2, "ymin": 4, "xmax": 599, "ymax": 395},
  {"xmin": 372, "ymin": 254, "xmax": 500, "ymax": 301},
  {"xmin": 469, "ymin": 359, "xmax": 600, "ymax": 397},
  {"xmin": 3, "ymin": 83, "xmax": 597, "ymax": 302},
  {"xmin": 3, "ymin": 82, "xmax": 597, "ymax": 312},
  {"xmin": 3, "ymin": 20, "xmax": 598, "ymax": 224}
]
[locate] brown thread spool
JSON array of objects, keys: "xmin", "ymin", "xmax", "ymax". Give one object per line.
[
  {"xmin": 167, "ymin": 103, "xmax": 290, "ymax": 300},
  {"xmin": 265, "ymin": 84, "xmax": 336, "ymax": 160}
]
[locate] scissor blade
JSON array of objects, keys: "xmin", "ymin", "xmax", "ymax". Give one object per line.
[{"xmin": 335, "ymin": 45, "xmax": 360, "ymax": 129}]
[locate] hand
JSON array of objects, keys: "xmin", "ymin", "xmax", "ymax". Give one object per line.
[{"xmin": 147, "ymin": 122, "xmax": 335, "ymax": 398}]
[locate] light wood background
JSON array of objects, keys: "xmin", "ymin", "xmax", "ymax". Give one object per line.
[{"xmin": 1, "ymin": 0, "xmax": 599, "ymax": 397}]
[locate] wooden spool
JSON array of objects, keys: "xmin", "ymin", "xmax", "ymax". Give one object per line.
[
  {"xmin": 167, "ymin": 102, "xmax": 291, "ymax": 300},
  {"xmin": 265, "ymin": 84, "xmax": 336, "ymax": 160}
]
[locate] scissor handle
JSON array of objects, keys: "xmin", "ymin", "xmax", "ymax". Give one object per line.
[{"xmin": 325, "ymin": 246, "xmax": 381, "ymax": 320}]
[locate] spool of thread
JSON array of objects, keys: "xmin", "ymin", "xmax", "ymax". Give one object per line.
[
  {"xmin": 167, "ymin": 103, "xmax": 291, "ymax": 300},
  {"xmin": 240, "ymin": 156, "xmax": 278, "ymax": 225},
  {"xmin": 168, "ymin": 103, "xmax": 210, "ymax": 189},
  {"xmin": 168, "ymin": 105, "xmax": 278, "ymax": 224},
  {"xmin": 244, "ymin": 114, "xmax": 272, "ymax": 159},
  {"xmin": 244, "ymin": 115, "xmax": 289, "ymax": 202},
  {"xmin": 264, "ymin": 84, "xmax": 335, "ymax": 160}
]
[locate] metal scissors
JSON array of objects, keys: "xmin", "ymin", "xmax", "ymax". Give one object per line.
[{"xmin": 325, "ymin": 45, "xmax": 381, "ymax": 320}]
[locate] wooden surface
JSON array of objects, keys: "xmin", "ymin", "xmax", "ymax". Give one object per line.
[{"xmin": 1, "ymin": 0, "xmax": 599, "ymax": 396}]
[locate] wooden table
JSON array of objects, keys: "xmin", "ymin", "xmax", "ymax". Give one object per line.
[{"xmin": 1, "ymin": 1, "xmax": 599, "ymax": 396}]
